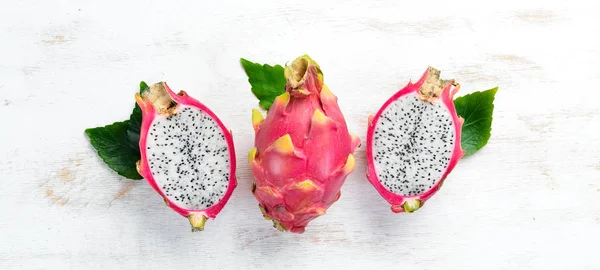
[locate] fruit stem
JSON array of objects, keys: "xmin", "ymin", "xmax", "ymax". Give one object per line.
[
  {"xmin": 188, "ymin": 213, "xmax": 207, "ymax": 232},
  {"xmin": 403, "ymin": 199, "xmax": 422, "ymax": 213},
  {"xmin": 139, "ymin": 82, "xmax": 178, "ymax": 115},
  {"xmin": 418, "ymin": 67, "xmax": 454, "ymax": 102},
  {"xmin": 284, "ymin": 55, "xmax": 323, "ymax": 89}
]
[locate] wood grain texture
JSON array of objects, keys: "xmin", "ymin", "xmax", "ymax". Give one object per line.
[{"xmin": 1, "ymin": 0, "xmax": 599, "ymax": 269}]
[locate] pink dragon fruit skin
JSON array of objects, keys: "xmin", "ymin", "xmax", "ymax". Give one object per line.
[
  {"xmin": 136, "ymin": 82, "xmax": 237, "ymax": 231},
  {"xmin": 249, "ymin": 55, "xmax": 360, "ymax": 233},
  {"xmin": 366, "ymin": 67, "xmax": 465, "ymax": 213}
]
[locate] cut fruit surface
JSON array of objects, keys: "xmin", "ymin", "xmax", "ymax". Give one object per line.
[
  {"xmin": 136, "ymin": 82, "xmax": 237, "ymax": 231},
  {"xmin": 366, "ymin": 67, "xmax": 464, "ymax": 212}
]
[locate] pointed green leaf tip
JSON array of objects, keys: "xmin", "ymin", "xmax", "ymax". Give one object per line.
[
  {"xmin": 139, "ymin": 81, "xmax": 149, "ymax": 94},
  {"xmin": 240, "ymin": 58, "xmax": 286, "ymax": 111},
  {"xmin": 454, "ymin": 87, "xmax": 498, "ymax": 156},
  {"xmin": 84, "ymin": 81, "xmax": 150, "ymax": 180},
  {"xmin": 128, "ymin": 81, "xmax": 148, "ymax": 141}
]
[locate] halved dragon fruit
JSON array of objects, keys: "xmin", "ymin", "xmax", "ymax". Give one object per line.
[
  {"xmin": 366, "ymin": 67, "xmax": 464, "ymax": 213},
  {"xmin": 249, "ymin": 55, "xmax": 360, "ymax": 233},
  {"xmin": 135, "ymin": 82, "xmax": 237, "ymax": 231}
]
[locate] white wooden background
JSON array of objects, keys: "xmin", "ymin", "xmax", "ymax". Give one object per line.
[{"xmin": 1, "ymin": 0, "xmax": 599, "ymax": 269}]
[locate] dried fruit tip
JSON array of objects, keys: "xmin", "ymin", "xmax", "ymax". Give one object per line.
[
  {"xmin": 403, "ymin": 199, "xmax": 422, "ymax": 213},
  {"xmin": 284, "ymin": 55, "xmax": 323, "ymax": 89},
  {"xmin": 390, "ymin": 199, "xmax": 422, "ymax": 213},
  {"xmin": 418, "ymin": 67, "xmax": 455, "ymax": 102},
  {"xmin": 189, "ymin": 213, "xmax": 207, "ymax": 232},
  {"xmin": 136, "ymin": 82, "xmax": 178, "ymax": 115}
]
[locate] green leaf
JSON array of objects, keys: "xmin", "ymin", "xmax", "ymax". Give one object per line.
[
  {"xmin": 454, "ymin": 87, "xmax": 498, "ymax": 156},
  {"xmin": 139, "ymin": 81, "xmax": 148, "ymax": 94},
  {"xmin": 128, "ymin": 81, "xmax": 148, "ymax": 139},
  {"xmin": 85, "ymin": 121, "xmax": 143, "ymax": 180},
  {"xmin": 240, "ymin": 58, "xmax": 286, "ymax": 110},
  {"xmin": 85, "ymin": 81, "xmax": 149, "ymax": 180}
]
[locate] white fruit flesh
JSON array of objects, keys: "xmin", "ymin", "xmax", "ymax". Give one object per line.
[
  {"xmin": 372, "ymin": 93, "xmax": 455, "ymax": 196},
  {"xmin": 145, "ymin": 105, "xmax": 230, "ymax": 209}
]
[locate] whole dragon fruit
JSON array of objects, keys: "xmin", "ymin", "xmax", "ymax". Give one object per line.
[
  {"xmin": 248, "ymin": 55, "xmax": 360, "ymax": 233},
  {"xmin": 136, "ymin": 82, "xmax": 237, "ymax": 231},
  {"xmin": 366, "ymin": 67, "xmax": 465, "ymax": 213}
]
